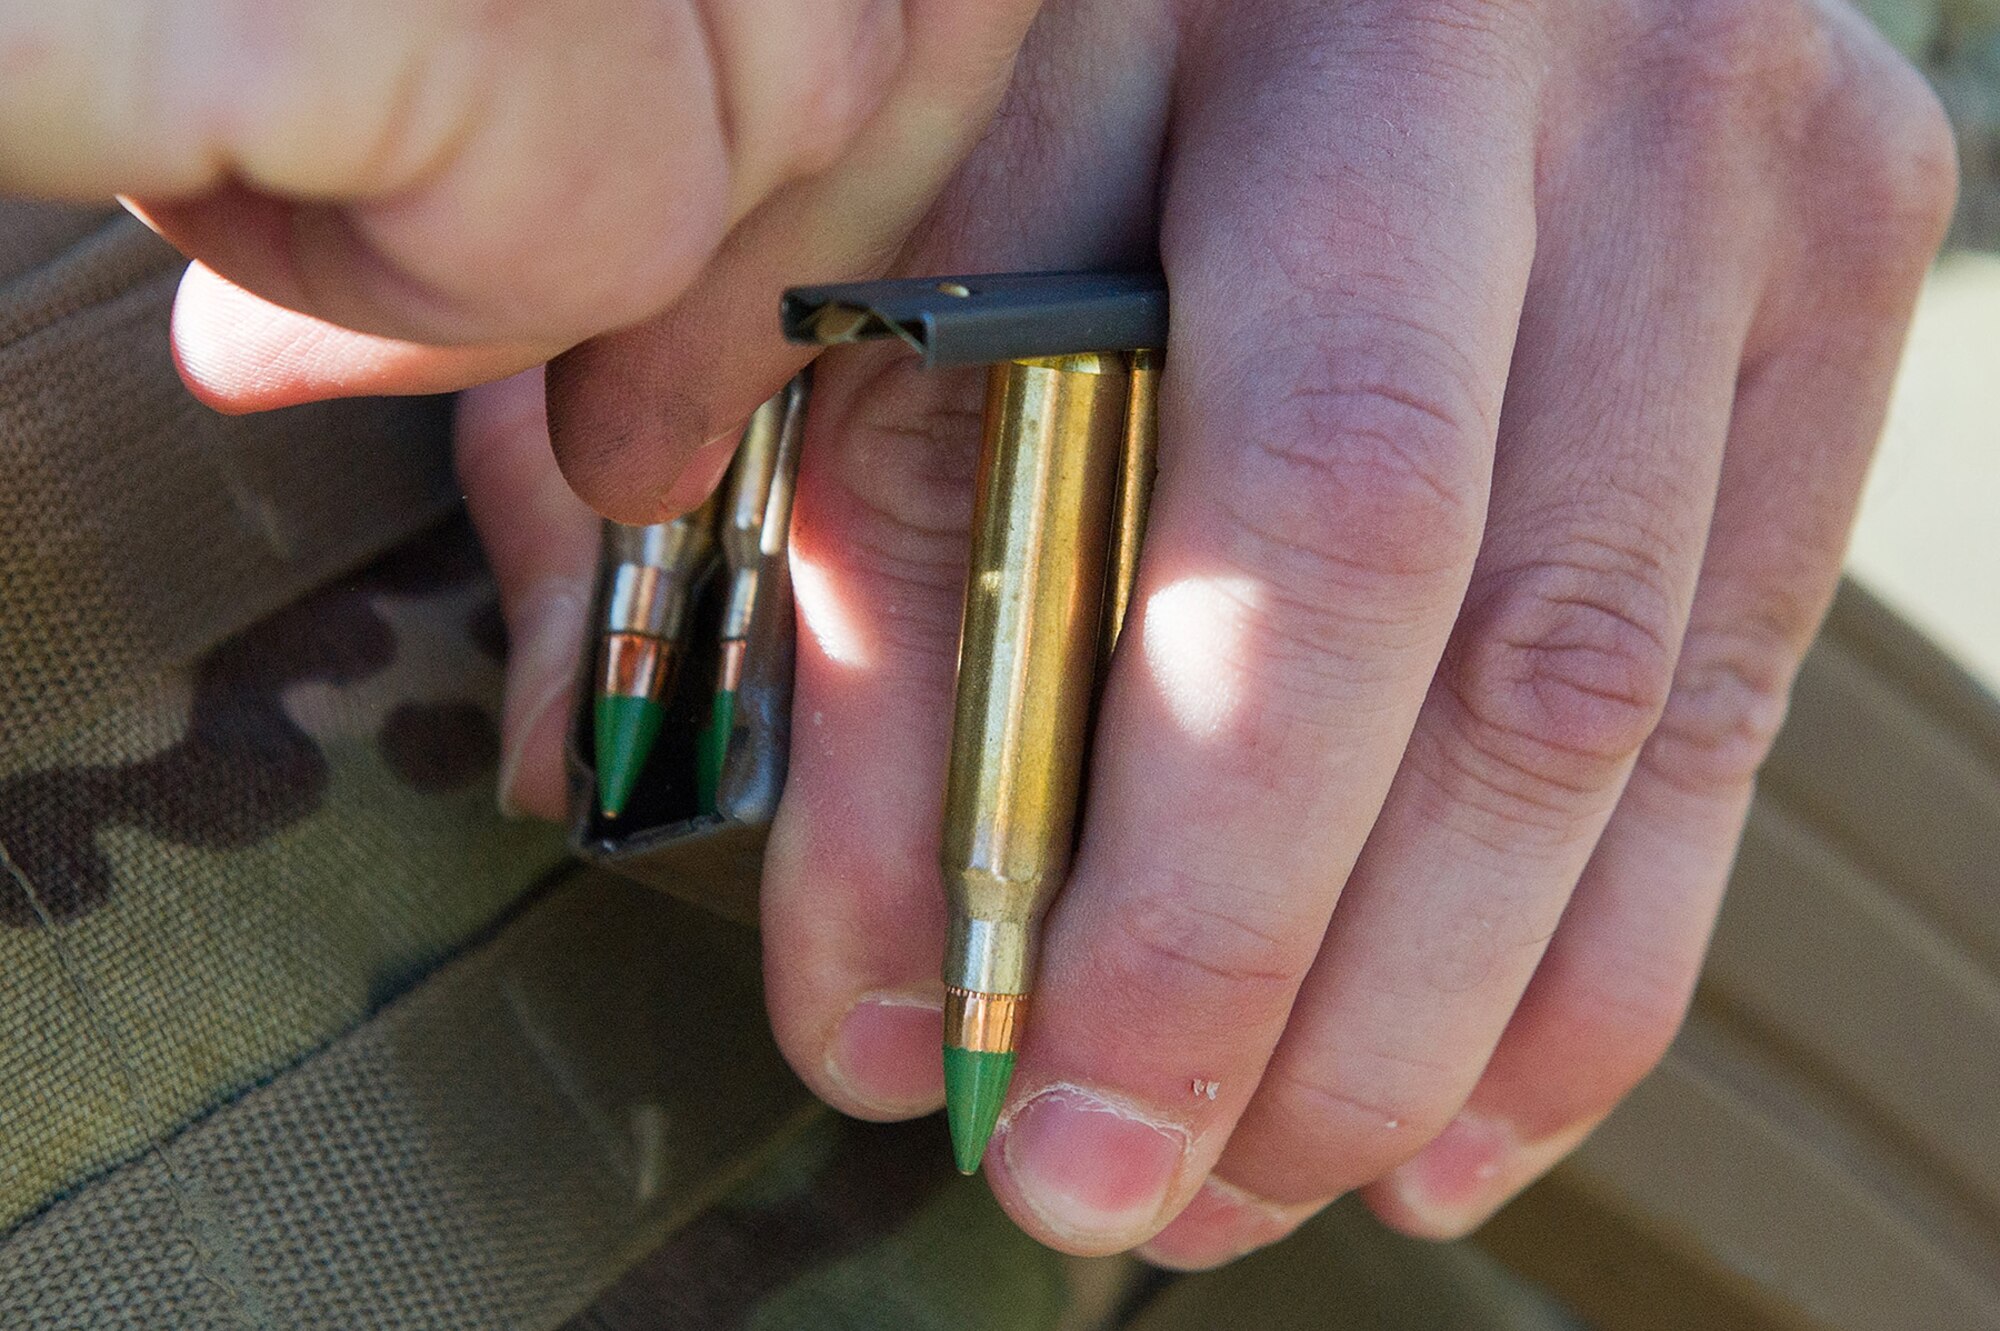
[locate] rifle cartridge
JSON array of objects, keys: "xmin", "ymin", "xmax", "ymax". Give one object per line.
[
  {"xmin": 699, "ymin": 383, "xmax": 807, "ymax": 812},
  {"xmin": 940, "ymin": 352, "xmax": 1130, "ymax": 1171},
  {"xmin": 1101, "ymin": 347, "xmax": 1160, "ymax": 671},
  {"xmin": 595, "ymin": 495, "xmax": 719, "ymax": 818}
]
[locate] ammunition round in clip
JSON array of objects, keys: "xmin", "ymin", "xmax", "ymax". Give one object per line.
[{"xmin": 940, "ymin": 353, "xmax": 1130, "ymax": 1171}]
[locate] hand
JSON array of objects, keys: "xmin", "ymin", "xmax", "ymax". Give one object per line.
[
  {"xmin": 687, "ymin": 0, "xmax": 1949, "ymax": 1264},
  {"xmin": 25, "ymin": 0, "xmax": 1957, "ymax": 1267},
  {"xmin": 0, "ymin": 0, "xmax": 1043, "ymax": 513}
]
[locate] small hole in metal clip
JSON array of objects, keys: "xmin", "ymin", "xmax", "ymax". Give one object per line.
[{"xmin": 936, "ymin": 282, "xmax": 973, "ymax": 298}]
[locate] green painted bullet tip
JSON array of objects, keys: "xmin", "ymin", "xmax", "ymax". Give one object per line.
[
  {"xmin": 943, "ymin": 1046, "xmax": 1016, "ymax": 1175},
  {"xmin": 594, "ymin": 694, "xmax": 665, "ymax": 819},
  {"xmin": 695, "ymin": 688, "xmax": 736, "ymax": 816}
]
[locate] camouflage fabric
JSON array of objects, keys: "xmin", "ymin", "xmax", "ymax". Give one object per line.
[
  {"xmin": 0, "ymin": 876, "xmax": 811, "ymax": 1328},
  {"xmin": 569, "ymin": 1110, "xmax": 1584, "ymax": 1331},
  {"xmin": 0, "ymin": 862, "xmax": 1578, "ymax": 1331},
  {"xmin": 0, "ymin": 209, "xmax": 569, "ymax": 1236}
]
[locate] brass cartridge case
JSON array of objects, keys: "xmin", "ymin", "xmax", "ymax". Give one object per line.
[
  {"xmin": 1102, "ymin": 348, "xmax": 1160, "ymax": 669},
  {"xmin": 718, "ymin": 395, "xmax": 786, "ymax": 643},
  {"xmin": 940, "ymin": 354, "xmax": 1130, "ymax": 996},
  {"xmin": 602, "ymin": 495, "xmax": 719, "ymax": 643}
]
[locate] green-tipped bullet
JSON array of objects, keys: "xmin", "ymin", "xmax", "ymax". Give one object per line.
[
  {"xmin": 944, "ymin": 987, "xmax": 1026, "ymax": 1174},
  {"xmin": 944, "ymin": 1045, "xmax": 1017, "ymax": 1174},
  {"xmin": 595, "ymin": 693, "xmax": 666, "ymax": 819},
  {"xmin": 593, "ymin": 497, "xmax": 717, "ymax": 818},
  {"xmin": 694, "ymin": 687, "xmax": 734, "ymax": 816},
  {"xmin": 699, "ymin": 380, "xmax": 805, "ymax": 816}
]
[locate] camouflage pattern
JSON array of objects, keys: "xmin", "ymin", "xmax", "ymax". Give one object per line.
[
  {"xmin": 0, "ymin": 208, "xmax": 571, "ymax": 1241},
  {"xmin": 568, "ymin": 1109, "xmax": 1582, "ymax": 1331}
]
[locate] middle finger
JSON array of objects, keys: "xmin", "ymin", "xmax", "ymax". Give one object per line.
[{"xmin": 982, "ymin": 3, "xmax": 1544, "ymax": 1254}]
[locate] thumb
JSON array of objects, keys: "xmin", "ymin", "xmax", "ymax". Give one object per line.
[{"xmin": 172, "ymin": 263, "xmax": 558, "ymax": 412}]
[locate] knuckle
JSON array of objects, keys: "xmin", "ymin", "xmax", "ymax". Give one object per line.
[
  {"xmin": 1422, "ymin": 892, "xmax": 1561, "ymax": 995},
  {"xmin": 1642, "ymin": 612, "xmax": 1805, "ymax": 794},
  {"xmin": 1647, "ymin": 0, "xmax": 1821, "ymax": 103},
  {"xmin": 1441, "ymin": 539, "xmax": 1680, "ymax": 800},
  {"xmin": 768, "ymin": 24, "xmax": 900, "ymax": 179},
  {"xmin": 1329, "ymin": 0, "xmax": 1536, "ymax": 73},
  {"xmin": 704, "ymin": 0, "xmax": 906, "ymax": 189},
  {"xmin": 1218, "ymin": 345, "xmax": 1488, "ymax": 603},
  {"xmin": 1630, "ymin": 0, "xmax": 1834, "ymax": 162},
  {"xmin": 801, "ymin": 363, "xmax": 981, "ymax": 660},
  {"xmin": 821, "ymin": 365, "xmax": 979, "ymax": 560},
  {"xmin": 1541, "ymin": 975, "xmax": 1690, "ymax": 1113},
  {"xmin": 1827, "ymin": 63, "xmax": 1960, "ymax": 257},
  {"xmin": 1107, "ymin": 885, "xmax": 1313, "ymax": 1016}
]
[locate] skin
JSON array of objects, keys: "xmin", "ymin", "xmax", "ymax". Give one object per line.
[{"xmin": 3, "ymin": 0, "xmax": 1957, "ymax": 1266}]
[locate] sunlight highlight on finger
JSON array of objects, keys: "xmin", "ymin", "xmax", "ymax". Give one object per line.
[
  {"xmin": 792, "ymin": 550, "xmax": 873, "ymax": 670},
  {"xmin": 1139, "ymin": 574, "xmax": 1261, "ymax": 738}
]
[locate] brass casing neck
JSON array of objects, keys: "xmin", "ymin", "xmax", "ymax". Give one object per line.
[{"xmin": 602, "ymin": 494, "xmax": 719, "ymax": 638}]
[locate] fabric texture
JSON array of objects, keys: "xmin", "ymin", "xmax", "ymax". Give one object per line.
[
  {"xmin": 0, "ymin": 876, "xmax": 808, "ymax": 1330},
  {"xmin": 0, "ymin": 209, "xmax": 570, "ymax": 1235}
]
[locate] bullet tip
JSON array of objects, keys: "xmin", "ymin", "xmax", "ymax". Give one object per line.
[
  {"xmin": 695, "ymin": 688, "xmax": 736, "ymax": 816},
  {"xmin": 594, "ymin": 694, "xmax": 665, "ymax": 819},
  {"xmin": 943, "ymin": 1045, "xmax": 1016, "ymax": 1175}
]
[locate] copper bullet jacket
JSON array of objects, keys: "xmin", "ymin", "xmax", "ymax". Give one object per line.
[
  {"xmin": 944, "ymin": 987, "xmax": 1025, "ymax": 1055},
  {"xmin": 598, "ymin": 632, "xmax": 672, "ymax": 700}
]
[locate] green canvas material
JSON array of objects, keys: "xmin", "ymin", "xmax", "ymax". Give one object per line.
[
  {"xmin": 0, "ymin": 875, "xmax": 814, "ymax": 1328},
  {"xmin": 0, "ymin": 864, "xmax": 1581, "ymax": 1331},
  {"xmin": 0, "ymin": 211, "xmax": 575, "ymax": 1238}
]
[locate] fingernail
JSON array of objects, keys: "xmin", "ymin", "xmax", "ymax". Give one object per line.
[
  {"xmin": 497, "ymin": 578, "xmax": 588, "ymax": 819},
  {"xmin": 823, "ymin": 990, "xmax": 945, "ymax": 1117},
  {"xmin": 1000, "ymin": 1084, "xmax": 1187, "ymax": 1246},
  {"xmin": 1383, "ymin": 1111, "xmax": 1583, "ymax": 1239},
  {"xmin": 1136, "ymin": 1176, "xmax": 1322, "ymax": 1271}
]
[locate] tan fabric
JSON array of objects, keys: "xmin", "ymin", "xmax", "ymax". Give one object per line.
[
  {"xmin": 0, "ymin": 213, "xmax": 462, "ymax": 764},
  {"xmin": 0, "ymin": 866, "xmax": 1579, "ymax": 1331},
  {"xmin": 1485, "ymin": 586, "xmax": 2000, "ymax": 1329}
]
